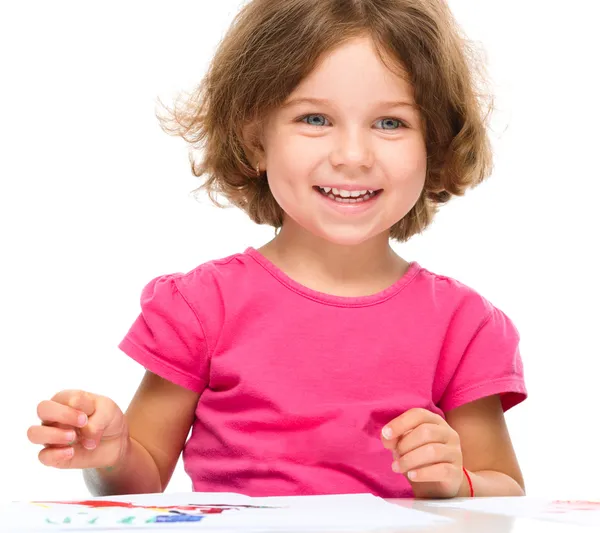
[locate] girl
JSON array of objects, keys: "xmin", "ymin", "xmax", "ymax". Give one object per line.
[{"xmin": 28, "ymin": 0, "xmax": 527, "ymax": 500}]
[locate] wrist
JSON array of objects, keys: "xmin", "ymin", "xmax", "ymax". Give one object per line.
[
  {"xmin": 458, "ymin": 467, "xmax": 474, "ymax": 497},
  {"xmin": 101, "ymin": 433, "xmax": 132, "ymax": 474}
]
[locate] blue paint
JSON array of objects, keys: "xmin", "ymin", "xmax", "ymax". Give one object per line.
[{"xmin": 152, "ymin": 514, "xmax": 204, "ymax": 523}]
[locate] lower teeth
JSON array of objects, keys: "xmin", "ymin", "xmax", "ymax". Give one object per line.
[{"xmin": 323, "ymin": 192, "xmax": 374, "ymax": 203}]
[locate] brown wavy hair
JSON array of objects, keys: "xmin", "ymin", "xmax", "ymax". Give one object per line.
[{"xmin": 157, "ymin": 0, "xmax": 493, "ymax": 242}]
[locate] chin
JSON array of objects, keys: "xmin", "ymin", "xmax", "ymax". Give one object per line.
[{"xmin": 310, "ymin": 225, "xmax": 384, "ymax": 247}]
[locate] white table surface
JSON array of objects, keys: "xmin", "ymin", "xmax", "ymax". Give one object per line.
[
  {"xmin": 388, "ymin": 498, "xmax": 595, "ymax": 532},
  {"xmin": 4, "ymin": 495, "xmax": 594, "ymax": 532}
]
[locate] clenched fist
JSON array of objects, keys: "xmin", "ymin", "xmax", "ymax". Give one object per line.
[
  {"xmin": 28, "ymin": 390, "xmax": 129, "ymax": 470},
  {"xmin": 381, "ymin": 408, "xmax": 466, "ymax": 498}
]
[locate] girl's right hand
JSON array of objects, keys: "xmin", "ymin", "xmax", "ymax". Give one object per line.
[{"xmin": 27, "ymin": 390, "xmax": 129, "ymax": 470}]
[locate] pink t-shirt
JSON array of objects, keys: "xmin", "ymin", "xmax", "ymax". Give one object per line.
[{"xmin": 119, "ymin": 248, "xmax": 526, "ymax": 498}]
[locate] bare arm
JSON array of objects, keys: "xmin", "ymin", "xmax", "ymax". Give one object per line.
[
  {"xmin": 445, "ymin": 395, "xmax": 525, "ymax": 497},
  {"xmin": 84, "ymin": 370, "xmax": 200, "ymax": 496}
]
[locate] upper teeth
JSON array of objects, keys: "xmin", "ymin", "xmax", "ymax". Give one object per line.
[{"xmin": 321, "ymin": 187, "xmax": 374, "ymax": 197}]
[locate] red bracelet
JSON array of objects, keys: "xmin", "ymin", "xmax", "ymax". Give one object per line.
[{"xmin": 463, "ymin": 467, "xmax": 474, "ymax": 497}]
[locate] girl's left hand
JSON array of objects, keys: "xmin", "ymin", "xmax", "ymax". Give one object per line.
[{"xmin": 381, "ymin": 408, "xmax": 465, "ymax": 499}]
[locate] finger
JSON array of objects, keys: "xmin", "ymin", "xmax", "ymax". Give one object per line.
[
  {"xmin": 52, "ymin": 390, "xmax": 97, "ymax": 418},
  {"xmin": 382, "ymin": 427, "xmax": 418, "ymax": 451},
  {"xmin": 381, "ymin": 433, "xmax": 399, "ymax": 451},
  {"xmin": 27, "ymin": 425, "xmax": 78, "ymax": 446},
  {"xmin": 382, "ymin": 409, "xmax": 443, "ymax": 446},
  {"xmin": 38, "ymin": 445, "xmax": 76, "ymax": 468},
  {"xmin": 395, "ymin": 423, "xmax": 449, "ymax": 456},
  {"xmin": 37, "ymin": 400, "xmax": 89, "ymax": 428},
  {"xmin": 403, "ymin": 462, "xmax": 460, "ymax": 484},
  {"xmin": 39, "ymin": 442, "xmax": 118, "ymax": 470},
  {"xmin": 393, "ymin": 443, "xmax": 457, "ymax": 475}
]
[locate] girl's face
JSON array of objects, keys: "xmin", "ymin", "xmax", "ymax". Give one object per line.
[{"xmin": 261, "ymin": 36, "xmax": 427, "ymax": 246}]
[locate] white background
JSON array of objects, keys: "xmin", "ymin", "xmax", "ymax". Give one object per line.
[{"xmin": 1, "ymin": 0, "xmax": 598, "ymax": 504}]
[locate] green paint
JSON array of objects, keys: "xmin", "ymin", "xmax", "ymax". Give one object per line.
[{"xmin": 118, "ymin": 516, "xmax": 136, "ymax": 524}]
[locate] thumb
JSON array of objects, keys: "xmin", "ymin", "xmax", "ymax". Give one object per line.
[
  {"xmin": 77, "ymin": 395, "xmax": 121, "ymax": 450},
  {"xmin": 48, "ymin": 390, "xmax": 97, "ymax": 429},
  {"xmin": 64, "ymin": 390, "xmax": 97, "ymax": 418}
]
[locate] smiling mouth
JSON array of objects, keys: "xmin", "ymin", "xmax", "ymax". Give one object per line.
[{"xmin": 313, "ymin": 186, "xmax": 383, "ymax": 203}]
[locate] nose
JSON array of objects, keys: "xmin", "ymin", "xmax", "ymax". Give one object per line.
[{"xmin": 329, "ymin": 127, "xmax": 374, "ymax": 172}]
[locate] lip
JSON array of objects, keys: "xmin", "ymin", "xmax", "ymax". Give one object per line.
[{"xmin": 315, "ymin": 184, "xmax": 382, "ymax": 192}]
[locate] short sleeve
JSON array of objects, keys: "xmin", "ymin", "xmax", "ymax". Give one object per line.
[
  {"xmin": 438, "ymin": 306, "xmax": 527, "ymax": 413},
  {"xmin": 118, "ymin": 274, "xmax": 210, "ymax": 394}
]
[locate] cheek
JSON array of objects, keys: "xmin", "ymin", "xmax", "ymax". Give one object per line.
[
  {"xmin": 265, "ymin": 137, "xmax": 318, "ymax": 192},
  {"xmin": 263, "ymin": 142, "xmax": 310, "ymax": 208},
  {"xmin": 265, "ymin": 129, "xmax": 292, "ymax": 170},
  {"xmin": 384, "ymin": 141, "xmax": 427, "ymax": 186}
]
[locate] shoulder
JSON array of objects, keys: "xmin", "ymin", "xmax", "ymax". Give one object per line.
[
  {"xmin": 415, "ymin": 264, "xmax": 506, "ymax": 315},
  {"xmin": 414, "ymin": 267, "xmax": 526, "ymax": 412},
  {"xmin": 138, "ymin": 250, "xmax": 266, "ymax": 329},
  {"xmin": 132, "ymin": 250, "xmax": 261, "ymax": 354},
  {"xmin": 147, "ymin": 250, "xmax": 259, "ymax": 296},
  {"xmin": 411, "ymin": 263, "xmax": 517, "ymax": 337}
]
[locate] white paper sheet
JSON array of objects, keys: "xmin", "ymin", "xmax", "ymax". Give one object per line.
[
  {"xmin": 0, "ymin": 492, "xmax": 450, "ymax": 532},
  {"xmin": 426, "ymin": 497, "xmax": 600, "ymax": 527}
]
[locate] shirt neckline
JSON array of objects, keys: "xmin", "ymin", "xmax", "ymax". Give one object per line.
[{"xmin": 245, "ymin": 247, "xmax": 421, "ymax": 308}]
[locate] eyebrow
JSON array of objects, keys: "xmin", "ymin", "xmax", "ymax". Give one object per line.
[{"xmin": 282, "ymin": 97, "xmax": 418, "ymax": 110}]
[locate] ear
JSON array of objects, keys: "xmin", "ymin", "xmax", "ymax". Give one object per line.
[{"xmin": 241, "ymin": 119, "xmax": 266, "ymax": 170}]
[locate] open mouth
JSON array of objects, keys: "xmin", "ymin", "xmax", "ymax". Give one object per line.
[{"xmin": 313, "ymin": 186, "xmax": 383, "ymax": 203}]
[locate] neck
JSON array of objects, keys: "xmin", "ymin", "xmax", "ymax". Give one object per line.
[{"xmin": 258, "ymin": 221, "xmax": 409, "ymax": 297}]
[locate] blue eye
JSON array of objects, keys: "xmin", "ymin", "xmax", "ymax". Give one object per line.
[
  {"xmin": 376, "ymin": 118, "xmax": 403, "ymax": 130},
  {"xmin": 299, "ymin": 114, "xmax": 406, "ymax": 129},
  {"xmin": 301, "ymin": 114, "xmax": 329, "ymax": 126}
]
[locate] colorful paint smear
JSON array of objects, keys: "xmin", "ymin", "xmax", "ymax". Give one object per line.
[{"xmin": 31, "ymin": 499, "xmax": 281, "ymax": 526}]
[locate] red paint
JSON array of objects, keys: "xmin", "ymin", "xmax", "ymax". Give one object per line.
[{"xmin": 34, "ymin": 500, "xmax": 274, "ymax": 514}]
